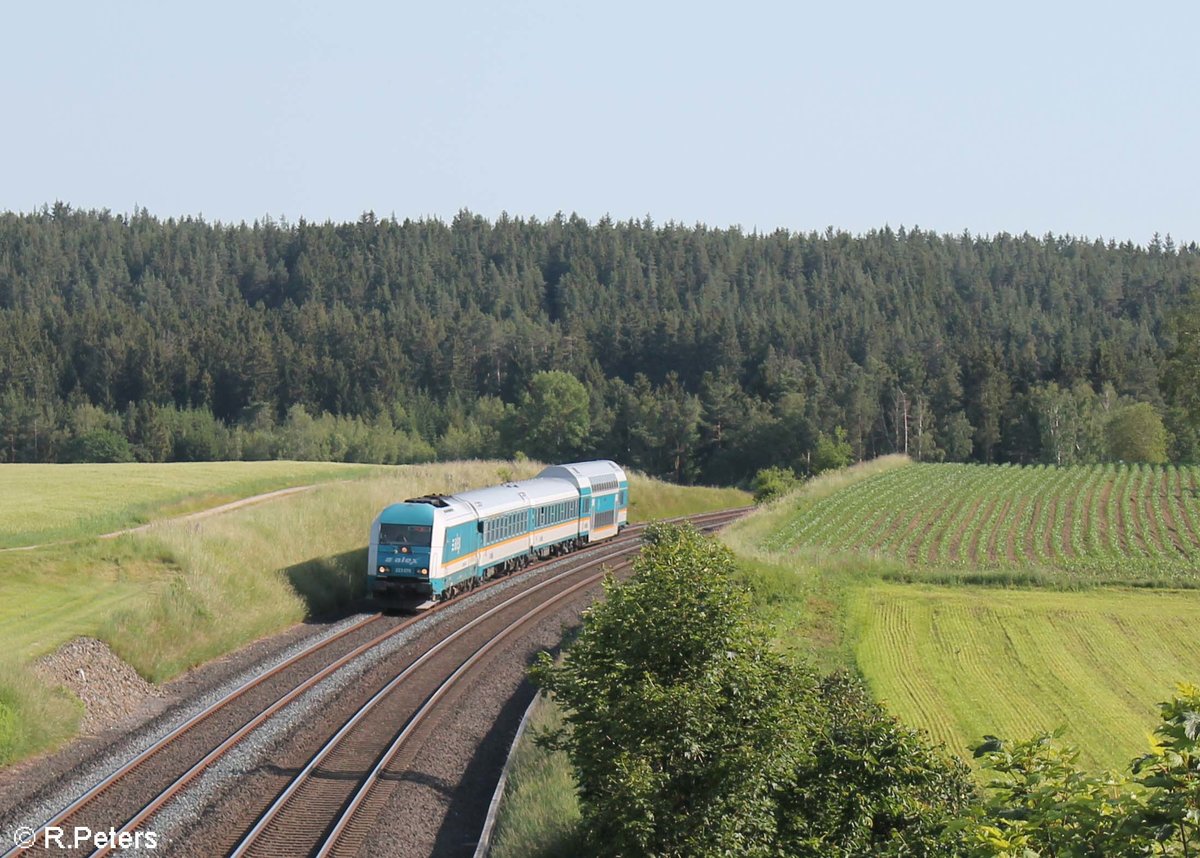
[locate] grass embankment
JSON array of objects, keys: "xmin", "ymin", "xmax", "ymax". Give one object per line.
[
  {"xmin": 491, "ymin": 695, "xmax": 582, "ymax": 858},
  {"xmin": 721, "ymin": 455, "xmax": 911, "ymax": 672},
  {"xmin": 0, "ymin": 461, "xmax": 746, "ymax": 767},
  {"xmin": 103, "ymin": 460, "xmax": 549, "ymax": 681},
  {"xmin": 624, "ymin": 474, "xmax": 748, "ymax": 522},
  {"xmin": 0, "ymin": 460, "xmax": 378, "ymax": 548}
]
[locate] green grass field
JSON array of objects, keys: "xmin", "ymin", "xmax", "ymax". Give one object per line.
[
  {"xmin": 849, "ymin": 583, "xmax": 1200, "ymax": 772},
  {"xmin": 0, "ymin": 460, "xmax": 748, "ymax": 766},
  {"xmin": 723, "ymin": 458, "xmax": 1200, "ymax": 774},
  {"xmin": 0, "ymin": 461, "xmax": 379, "ymax": 548},
  {"xmin": 492, "ymin": 695, "xmax": 581, "ymax": 858}
]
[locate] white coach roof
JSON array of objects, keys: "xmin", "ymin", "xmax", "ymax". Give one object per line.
[{"xmin": 537, "ymin": 460, "xmax": 627, "ymax": 491}]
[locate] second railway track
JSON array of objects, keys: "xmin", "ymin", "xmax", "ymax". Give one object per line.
[
  {"xmin": 229, "ymin": 549, "xmax": 630, "ymax": 858},
  {"xmin": 4, "ymin": 509, "xmax": 745, "ymax": 857}
]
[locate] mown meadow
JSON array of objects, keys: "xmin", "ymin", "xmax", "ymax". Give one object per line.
[
  {"xmin": 0, "ymin": 460, "xmax": 747, "ymax": 766},
  {"xmin": 0, "ymin": 460, "xmax": 379, "ymax": 548},
  {"xmin": 849, "ymin": 584, "xmax": 1200, "ymax": 771}
]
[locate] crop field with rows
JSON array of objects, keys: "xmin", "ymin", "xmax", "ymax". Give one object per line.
[
  {"xmin": 732, "ymin": 459, "xmax": 1200, "ymax": 771},
  {"xmin": 764, "ymin": 461, "xmax": 1200, "ymax": 583}
]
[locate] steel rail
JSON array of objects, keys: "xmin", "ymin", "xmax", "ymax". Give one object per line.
[
  {"xmin": 6, "ymin": 508, "xmax": 745, "ymax": 857},
  {"xmin": 314, "ymin": 563, "xmax": 617, "ymax": 858},
  {"xmin": 228, "ymin": 554, "xmax": 633, "ymax": 857}
]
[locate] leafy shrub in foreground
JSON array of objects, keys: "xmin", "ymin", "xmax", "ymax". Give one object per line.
[
  {"xmin": 966, "ymin": 684, "xmax": 1200, "ymax": 857},
  {"xmin": 780, "ymin": 673, "xmax": 975, "ymax": 856},
  {"xmin": 533, "ymin": 524, "xmax": 970, "ymax": 857},
  {"xmin": 533, "ymin": 524, "xmax": 808, "ymax": 857}
]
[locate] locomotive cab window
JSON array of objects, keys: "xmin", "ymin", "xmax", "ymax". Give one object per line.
[{"xmin": 378, "ymin": 524, "xmax": 432, "ymax": 546}]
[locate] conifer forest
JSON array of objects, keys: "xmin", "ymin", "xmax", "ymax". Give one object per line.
[{"xmin": 3, "ymin": 205, "xmax": 1199, "ymax": 483}]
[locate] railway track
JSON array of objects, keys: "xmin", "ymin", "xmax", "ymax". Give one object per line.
[
  {"xmin": 229, "ymin": 550, "xmax": 631, "ymax": 857},
  {"xmin": 4, "ymin": 509, "xmax": 745, "ymax": 857}
]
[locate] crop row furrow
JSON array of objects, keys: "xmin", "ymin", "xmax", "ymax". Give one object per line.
[
  {"xmin": 898, "ymin": 471, "xmax": 980, "ymax": 563},
  {"xmin": 814, "ymin": 469, "xmax": 925, "ymax": 551},
  {"xmin": 1170, "ymin": 466, "xmax": 1200, "ymax": 555},
  {"xmin": 1125, "ymin": 464, "xmax": 1154, "ymax": 557},
  {"xmin": 937, "ymin": 465, "xmax": 1018, "ymax": 566},
  {"xmin": 1104, "ymin": 464, "xmax": 1127, "ymax": 556},
  {"xmin": 862, "ymin": 467, "xmax": 954, "ymax": 557},
  {"xmin": 1036, "ymin": 465, "xmax": 1077, "ymax": 565}
]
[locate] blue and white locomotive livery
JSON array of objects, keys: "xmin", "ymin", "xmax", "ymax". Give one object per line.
[{"xmin": 368, "ymin": 460, "xmax": 629, "ymax": 606}]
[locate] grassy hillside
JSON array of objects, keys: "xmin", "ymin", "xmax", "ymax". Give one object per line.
[
  {"xmin": 0, "ymin": 461, "xmax": 379, "ymax": 548},
  {"xmin": 722, "ymin": 458, "xmax": 1200, "ymax": 774},
  {"xmin": 625, "ymin": 474, "xmax": 748, "ymax": 522},
  {"xmin": 0, "ymin": 461, "xmax": 747, "ymax": 766}
]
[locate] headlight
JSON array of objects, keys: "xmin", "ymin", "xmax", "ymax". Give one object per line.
[
  {"xmin": 420, "ymin": 568, "xmax": 428, "ymax": 576},
  {"xmin": 377, "ymin": 566, "xmax": 387, "ymax": 574}
]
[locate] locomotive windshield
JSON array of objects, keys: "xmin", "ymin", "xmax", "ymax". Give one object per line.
[{"xmin": 378, "ymin": 524, "xmax": 432, "ymax": 546}]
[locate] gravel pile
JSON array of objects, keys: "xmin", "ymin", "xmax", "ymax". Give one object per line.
[
  {"xmin": 0, "ymin": 613, "xmax": 377, "ymax": 851},
  {"xmin": 33, "ymin": 637, "xmax": 163, "ymax": 735}
]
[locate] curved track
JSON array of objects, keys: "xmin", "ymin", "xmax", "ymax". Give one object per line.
[
  {"xmin": 231, "ymin": 552, "xmax": 626, "ymax": 858},
  {"xmin": 5, "ymin": 509, "xmax": 745, "ymax": 857}
]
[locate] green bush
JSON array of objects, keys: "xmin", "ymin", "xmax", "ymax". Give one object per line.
[
  {"xmin": 532, "ymin": 524, "xmax": 970, "ymax": 857},
  {"xmin": 782, "ymin": 673, "xmax": 975, "ymax": 856},
  {"xmin": 1106, "ymin": 402, "xmax": 1169, "ymax": 464},
  {"xmin": 533, "ymin": 524, "xmax": 808, "ymax": 857},
  {"xmin": 813, "ymin": 427, "xmax": 854, "ymax": 474},
  {"xmin": 62, "ymin": 428, "xmax": 135, "ymax": 463},
  {"xmin": 966, "ymin": 684, "xmax": 1200, "ymax": 856},
  {"xmin": 752, "ymin": 465, "xmax": 799, "ymax": 503}
]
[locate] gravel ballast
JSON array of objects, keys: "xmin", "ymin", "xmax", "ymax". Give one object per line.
[
  {"xmin": 0, "ymin": 611, "xmax": 378, "ymax": 850},
  {"xmin": 33, "ymin": 637, "xmax": 165, "ymax": 736}
]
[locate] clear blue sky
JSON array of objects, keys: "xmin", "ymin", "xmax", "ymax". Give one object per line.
[{"xmin": 3, "ymin": 0, "xmax": 1197, "ymax": 243}]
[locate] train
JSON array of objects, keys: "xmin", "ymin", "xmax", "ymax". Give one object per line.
[{"xmin": 367, "ymin": 460, "xmax": 629, "ymax": 607}]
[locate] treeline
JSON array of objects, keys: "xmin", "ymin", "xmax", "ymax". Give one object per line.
[
  {"xmin": 2, "ymin": 204, "xmax": 1199, "ymax": 481},
  {"xmin": 534, "ymin": 524, "xmax": 1200, "ymax": 856}
]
